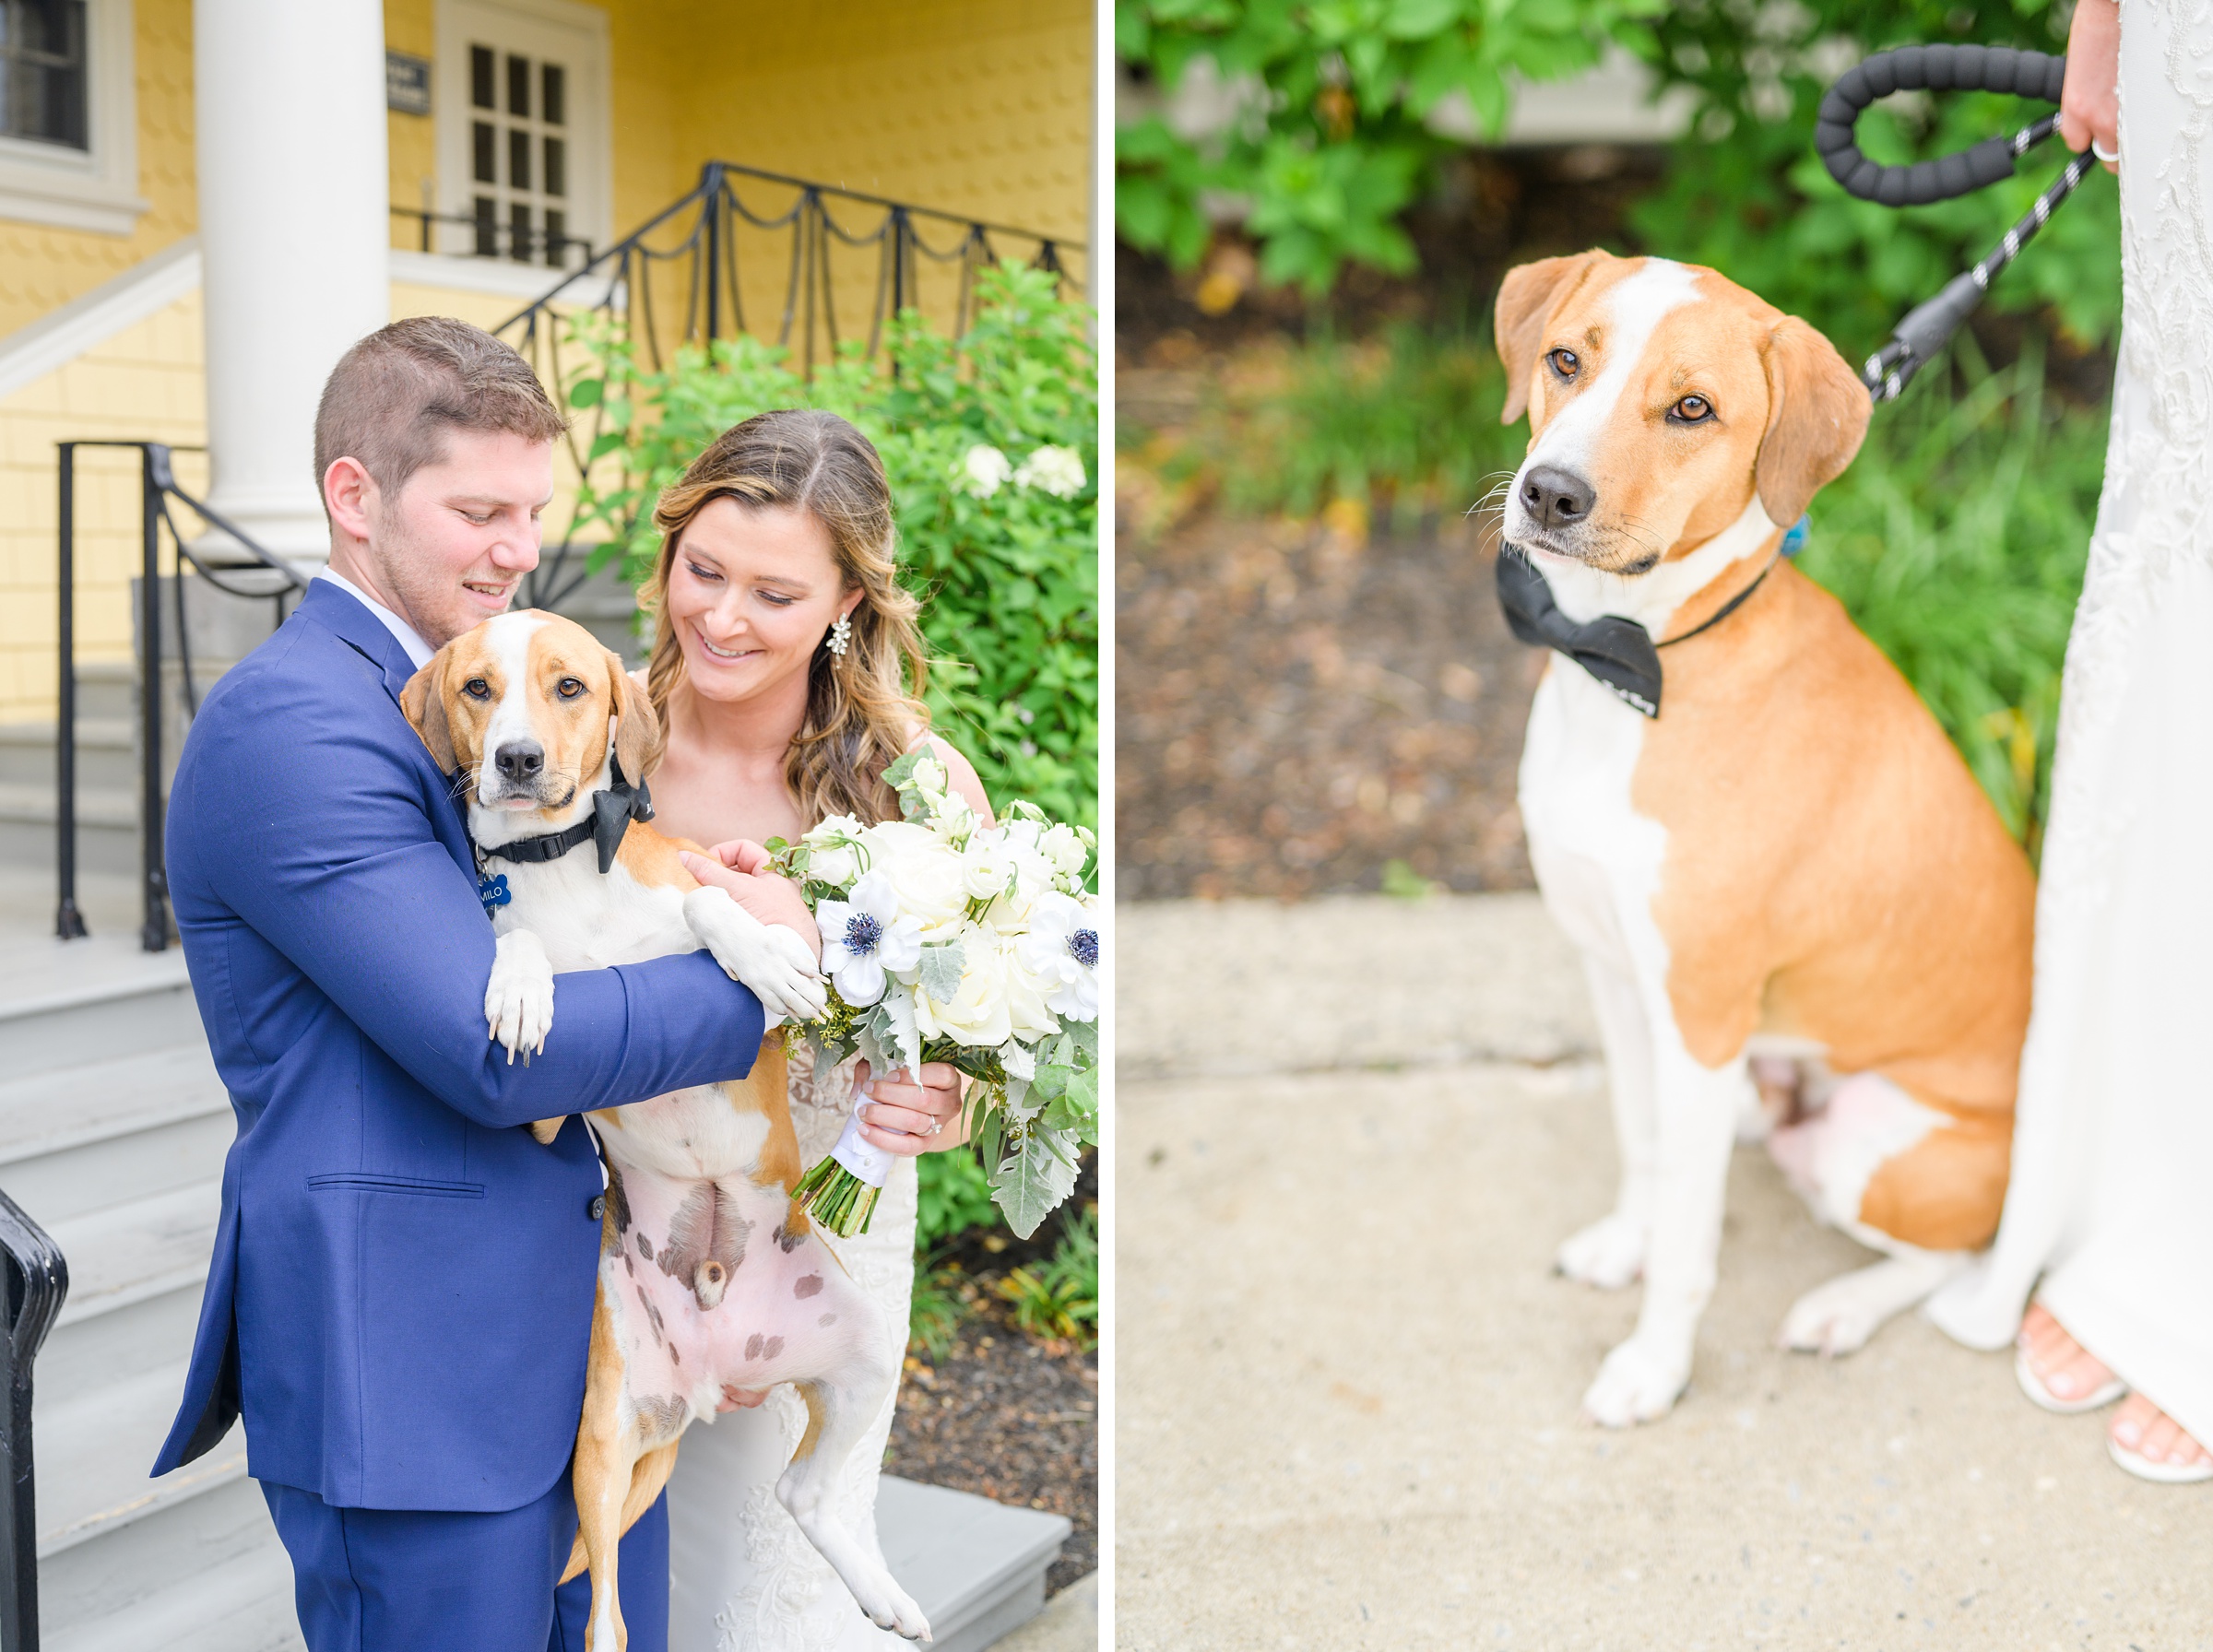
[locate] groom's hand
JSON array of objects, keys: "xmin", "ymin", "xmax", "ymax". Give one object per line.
[{"xmin": 677, "ymin": 841, "xmax": 822, "ymax": 964}]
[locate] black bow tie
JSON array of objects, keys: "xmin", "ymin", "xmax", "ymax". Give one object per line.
[
  {"xmin": 477, "ymin": 753, "xmax": 656, "ymax": 875},
  {"xmin": 1495, "ymin": 546, "xmax": 1665, "ymax": 716},
  {"xmin": 1494, "ymin": 542, "xmax": 1787, "ymax": 719}
]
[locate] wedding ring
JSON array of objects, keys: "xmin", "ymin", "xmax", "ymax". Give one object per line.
[
  {"xmin": 2093, "ymin": 139, "xmax": 2119, "ymax": 163},
  {"xmin": 928, "ymin": 1117, "xmax": 944, "ymax": 1137}
]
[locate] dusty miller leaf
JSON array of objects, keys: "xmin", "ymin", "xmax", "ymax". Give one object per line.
[
  {"xmin": 991, "ymin": 1124, "xmax": 1081, "ymax": 1239},
  {"xmin": 917, "ymin": 941, "xmax": 965, "ymax": 1005}
]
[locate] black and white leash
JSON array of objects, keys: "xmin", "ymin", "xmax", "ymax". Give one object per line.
[{"xmin": 1816, "ymin": 45, "xmax": 2099, "ymax": 402}]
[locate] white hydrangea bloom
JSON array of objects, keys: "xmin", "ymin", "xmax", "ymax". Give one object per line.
[
  {"xmin": 1012, "ymin": 444, "xmax": 1087, "ymax": 499},
  {"xmin": 958, "ymin": 443, "xmax": 1012, "ymax": 498}
]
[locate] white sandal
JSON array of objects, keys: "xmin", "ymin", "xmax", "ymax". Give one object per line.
[
  {"xmin": 2108, "ymin": 1433, "xmax": 2213, "ymax": 1485},
  {"xmin": 2015, "ymin": 1347, "xmax": 2127, "ymax": 1415}
]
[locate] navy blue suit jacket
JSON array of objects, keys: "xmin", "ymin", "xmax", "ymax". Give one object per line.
[{"xmin": 153, "ymin": 580, "xmax": 767, "ymax": 1511}]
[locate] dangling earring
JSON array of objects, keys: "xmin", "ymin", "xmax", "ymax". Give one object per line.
[{"xmin": 825, "ymin": 611, "xmax": 853, "ymax": 658}]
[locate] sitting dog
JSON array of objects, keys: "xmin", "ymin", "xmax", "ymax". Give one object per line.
[
  {"xmin": 401, "ymin": 610, "xmax": 929, "ymax": 1648},
  {"xmin": 1493, "ymin": 250, "xmax": 2034, "ymax": 1426}
]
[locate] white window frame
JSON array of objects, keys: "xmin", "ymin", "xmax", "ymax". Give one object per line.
[
  {"xmin": 0, "ymin": 0, "xmax": 147, "ymax": 237},
  {"xmin": 431, "ymin": 0, "xmax": 611, "ymax": 274}
]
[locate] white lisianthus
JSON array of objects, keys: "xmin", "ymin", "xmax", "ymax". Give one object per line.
[
  {"xmin": 1038, "ymin": 822, "xmax": 1092, "ymax": 886},
  {"xmin": 1014, "ymin": 891, "xmax": 1099, "ymax": 1021},
  {"xmin": 928, "ymin": 790, "xmax": 976, "ymax": 846},
  {"xmin": 908, "ymin": 753, "xmax": 950, "ymax": 802},
  {"xmin": 867, "ymin": 820, "xmax": 968, "ymax": 942},
  {"xmin": 816, "ymin": 870, "xmax": 923, "ymax": 1007},
  {"xmin": 958, "ymin": 444, "xmax": 1012, "ymax": 498},
  {"xmin": 1013, "ymin": 444, "xmax": 1087, "ymax": 499},
  {"xmin": 803, "ymin": 813, "xmax": 868, "ymax": 891}
]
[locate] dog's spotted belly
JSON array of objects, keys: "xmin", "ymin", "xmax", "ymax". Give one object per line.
[{"xmin": 599, "ymin": 1163, "xmax": 880, "ymax": 1442}]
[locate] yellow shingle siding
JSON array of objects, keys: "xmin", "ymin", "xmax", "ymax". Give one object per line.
[{"xmin": 0, "ymin": 0, "xmax": 196, "ymax": 342}]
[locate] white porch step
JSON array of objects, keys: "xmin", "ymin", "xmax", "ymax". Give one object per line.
[
  {"xmin": 36, "ymin": 1360, "xmax": 246, "ymax": 1557},
  {"xmin": 0, "ymin": 936, "xmax": 197, "ymax": 1075},
  {"xmin": 48, "ymin": 1536, "xmax": 301, "ymax": 1652},
  {"xmin": 46, "ymin": 1176, "xmax": 219, "ymax": 1334},
  {"xmin": 0, "ymin": 1044, "xmax": 230, "ymax": 1223},
  {"xmin": 880, "ymin": 1478, "xmax": 1071, "ymax": 1652}
]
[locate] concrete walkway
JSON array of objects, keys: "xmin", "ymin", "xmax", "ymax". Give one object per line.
[{"xmin": 1118, "ymin": 894, "xmax": 2213, "ymax": 1650}]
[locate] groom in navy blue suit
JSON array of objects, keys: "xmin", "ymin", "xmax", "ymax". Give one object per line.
[{"xmin": 153, "ymin": 318, "xmax": 792, "ymax": 1651}]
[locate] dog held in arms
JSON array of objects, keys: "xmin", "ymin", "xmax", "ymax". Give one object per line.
[
  {"xmin": 1494, "ymin": 250, "xmax": 2034, "ymax": 1427},
  {"xmin": 402, "ymin": 610, "xmax": 929, "ymax": 1647}
]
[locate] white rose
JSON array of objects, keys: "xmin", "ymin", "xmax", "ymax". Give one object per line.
[
  {"xmin": 913, "ymin": 923, "xmax": 1015, "ymax": 1048},
  {"xmin": 1012, "ymin": 444, "xmax": 1087, "ymax": 500},
  {"xmin": 866, "ymin": 820, "xmax": 968, "ymax": 943},
  {"xmin": 958, "ymin": 444, "xmax": 1012, "ymax": 498},
  {"xmin": 961, "ymin": 835, "xmax": 1015, "ymax": 902}
]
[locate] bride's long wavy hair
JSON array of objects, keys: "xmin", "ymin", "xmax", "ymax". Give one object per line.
[{"xmin": 639, "ymin": 409, "xmax": 930, "ymax": 827}]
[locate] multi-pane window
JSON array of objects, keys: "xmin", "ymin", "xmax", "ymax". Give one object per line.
[
  {"xmin": 0, "ymin": 0, "xmax": 89, "ymax": 149},
  {"xmin": 468, "ymin": 41, "xmax": 573, "ymax": 266}
]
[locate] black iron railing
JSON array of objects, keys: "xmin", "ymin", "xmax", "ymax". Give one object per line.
[
  {"xmin": 389, "ymin": 203, "xmax": 596, "ymax": 269},
  {"xmin": 54, "ymin": 442, "xmax": 305, "ymax": 950},
  {"xmin": 0, "ymin": 1189, "xmax": 65, "ymax": 1652},
  {"xmin": 494, "ymin": 160, "xmax": 1086, "ymax": 613}
]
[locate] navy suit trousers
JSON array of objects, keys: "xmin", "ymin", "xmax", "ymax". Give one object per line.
[{"xmin": 262, "ymin": 1479, "xmax": 669, "ymax": 1652}]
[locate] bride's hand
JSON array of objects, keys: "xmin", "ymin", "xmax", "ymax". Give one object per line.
[
  {"xmin": 852, "ymin": 1060, "xmax": 968, "ymax": 1156},
  {"xmin": 2061, "ymin": 0, "xmax": 2119, "ymax": 171},
  {"xmin": 678, "ymin": 842, "xmax": 822, "ymax": 965}
]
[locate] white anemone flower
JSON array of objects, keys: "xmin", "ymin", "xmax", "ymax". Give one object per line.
[
  {"xmin": 816, "ymin": 869, "xmax": 922, "ymax": 1007},
  {"xmin": 958, "ymin": 444, "xmax": 1012, "ymax": 498},
  {"xmin": 1013, "ymin": 444, "xmax": 1087, "ymax": 499},
  {"xmin": 1015, "ymin": 891, "xmax": 1099, "ymax": 1021}
]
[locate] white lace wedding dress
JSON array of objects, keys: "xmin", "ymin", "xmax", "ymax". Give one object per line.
[
  {"xmin": 1925, "ymin": 0, "xmax": 2213, "ymax": 1446},
  {"xmin": 665, "ymin": 1043, "xmax": 919, "ymax": 1652}
]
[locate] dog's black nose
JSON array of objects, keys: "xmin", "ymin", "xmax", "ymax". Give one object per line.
[
  {"xmin": 494, "ymin": 741, "xmax": 544, "ymax": 783},
  {"xmin": 1521, "ymin": 465, "xmax": 1596, "ymax": 530}
]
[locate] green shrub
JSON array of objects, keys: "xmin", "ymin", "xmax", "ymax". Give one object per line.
[
  {"xmin": 915, "ymin": 1150, "xmax": 1001, "ymax": 1251},
  {"xmin": 908, "ymin": 1263, "xmax": 974, "ymax": 1362},
  {"xmin": 994, "ymin": 1203, "xmax": 1098, "ymax": 1350},
  {"xmin": 562, "ymin": 265, "xmax": 1098, "ymax": 833}
]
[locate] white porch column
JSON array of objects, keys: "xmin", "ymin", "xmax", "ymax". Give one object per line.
[{"xmin": 195, "ymin": 0, "xmax": 390, "ymax": 572}]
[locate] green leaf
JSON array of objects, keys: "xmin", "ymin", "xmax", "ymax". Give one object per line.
[
  {"xmin": 567, "ymin": 376, "xmax": 604, "ymax": 409},
  {"xmin": 990, "ymin": 1125, "xmax": 1082, "ymax": 1239},
  {"xmin": 917, "ymin": 941, "xmax": 965, "ymax": 1003}
]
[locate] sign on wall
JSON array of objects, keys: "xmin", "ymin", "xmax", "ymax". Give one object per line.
[{"xmin": 387, "ymin": 52, "xmax": 432, "ymax": 117}]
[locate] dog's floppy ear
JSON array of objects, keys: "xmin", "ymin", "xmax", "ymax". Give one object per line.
[
  {"xmin": 1756, "ymin": 316, "xmax": 1871, "ymax": 526},
  {"xmin": 399, "ymin": 656, "xmax": 456, "ymax": 773},
  {"xmin": 606, "ymin": 651, "xmax": 666, "ymax": 784},
  {"xmin": 1496, "ymin": 250, "xmax": 1606, "ymax": 426}
]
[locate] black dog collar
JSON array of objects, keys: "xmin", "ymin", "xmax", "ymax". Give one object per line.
[{"xmin": 476, "ymin": 754, "xmax": 655, "ymax": 876}]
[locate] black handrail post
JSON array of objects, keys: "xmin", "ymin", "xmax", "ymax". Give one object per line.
[
  {"xmin": 54, "ymin": 444, "xmax": 84, "ymax": 942},
  {"xmin": 702, "ymin": 162, "xmax": 724, "ymax": 344},
  {"xmin": 137, "ymin": 445, "xmax": 167, "ymax": 953},
  {"xmin": 0, "ymin": 1188, "xmax": 68, "ymax": 1652}
]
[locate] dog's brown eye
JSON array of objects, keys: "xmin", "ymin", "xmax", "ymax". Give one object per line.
[
  {"xmin": 463, "ymin": 678, "xmax": 491, "ymax": 701},
  {"xmin": 1672, "ymin": 395, "xmax": 1713, "ymax": 423},
  {"xmin": 1547, "ymin": 348, "xmax": 1580, "ymax": 380},
  {"xmin": 556, "ymin": 678, "xmax": 585, "ymax": 700}
]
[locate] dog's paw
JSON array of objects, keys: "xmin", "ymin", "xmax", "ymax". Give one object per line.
[
  {"xmin": 1555, "ymin": 1212, "xmax": 1647, "ymax": 1289},
  {"xmin": 486, "ymin": 929, "xmax": 554, "ymax": 1064},
  {"xmin": 1778, "ymin": 1262, "xmax": 1935, "ymax": 1357},
  {"xmin": 845, "ymin": 1562, "xmax": 931, "ymax": 1643},
  {"xmin": 1580, "ymin": 1335, "xmax": 1688, "ymax": 1428},
  {"xmin": 683, "ymin": 887, "xmax": 829, "ymax": 1024}
]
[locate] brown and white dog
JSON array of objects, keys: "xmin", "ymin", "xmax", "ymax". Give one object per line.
[
  {"xmin": 1494, "ymin": 251, "xmax": 2035, "ymax": 1426},
  {"xmin": 401, "ymin": 610, "xmax": 929, "ymax": 1648}
]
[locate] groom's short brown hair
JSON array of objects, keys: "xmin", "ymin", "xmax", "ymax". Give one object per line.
[{"xmin": 314, "ymin": 316, "xmax": 566, "ymax": 505}]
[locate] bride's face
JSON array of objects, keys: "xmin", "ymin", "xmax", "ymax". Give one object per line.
[{"xmin": 664, "ymin": 497, "xmax": 859, "ymax": 708}]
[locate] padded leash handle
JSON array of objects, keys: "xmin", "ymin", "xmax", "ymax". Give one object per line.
[{"xmin": 1817, "ymin": 45, "xmax": 2092, "ymax": 402}]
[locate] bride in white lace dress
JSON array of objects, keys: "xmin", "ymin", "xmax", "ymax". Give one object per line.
[
  {"xmin": 630, "ymin": 407, "xmax": 994, "ymax": 1646},
  {"xmin": 1926, "ymin": 0, "xmax": 2212, "ymax": 1481}
]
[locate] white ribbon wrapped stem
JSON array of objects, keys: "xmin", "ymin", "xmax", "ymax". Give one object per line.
[{"xmin": 828, "ymin": 1077, "xmax": 897, "ymax": 1187}]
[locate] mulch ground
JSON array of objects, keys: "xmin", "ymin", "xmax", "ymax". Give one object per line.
[{"xmin": 1117, "ymin": 507, "xmax": 1542, "ymax": 901}]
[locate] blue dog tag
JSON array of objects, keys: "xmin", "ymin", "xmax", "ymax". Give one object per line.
[
  {"xmin": 479, "ymin": 871, "xmax": 511, "ymax": 914},
  {"xmin": 1781, "ymin": 513, "xmax": 1811, "ymax": 558}
]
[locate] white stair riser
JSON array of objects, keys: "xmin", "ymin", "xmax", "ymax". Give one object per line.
[
  {"xmin": 61, "ymin": 667, "xmax": 140, "ymax": 725},
  {"xmin": 39, "ymin": 1279, "xmax": 206, "ymax": 1398},
  {"xmin": 41, "ymin": 1474, "xmax": 299, "ymax": 1652},
  {"xmin": 0, "ymin": 728, "xmax": 140, "ymax": 795},
  {"xmin": 0, "ymin": 817, "xmax": 142, "ymax": 878},
  {"xmin": 0, "ymin": 981, "xmax": 203, "ymax": 1077},
  {"xmin": 6, "ymin": 1110, "xmax": 233, "ymax": 1228}
]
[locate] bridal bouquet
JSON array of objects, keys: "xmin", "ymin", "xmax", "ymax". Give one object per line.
[{"xmin": 771, "ymin": 752, "xmax": 1100, "ymax": 1239}]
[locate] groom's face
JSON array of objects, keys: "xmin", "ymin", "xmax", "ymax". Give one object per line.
[{"xmin": 368, "ymin": 429, "xmax": 553, "ymax": 648}]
